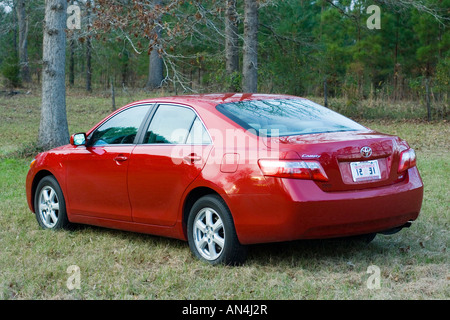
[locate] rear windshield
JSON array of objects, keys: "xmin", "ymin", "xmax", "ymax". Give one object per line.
[{"xmin": 216, "ymin": 99, "xmax": 366, "ymax": 137}]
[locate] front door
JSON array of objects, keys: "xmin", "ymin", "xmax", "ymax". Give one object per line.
[{"xmin": 65, "ymin": 104, "xmax": 152, "ymax": 221}]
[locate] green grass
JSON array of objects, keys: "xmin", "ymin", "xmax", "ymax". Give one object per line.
[{"xmin": 0, "ymin": 91, "xmax": 448, "ymax": 299}]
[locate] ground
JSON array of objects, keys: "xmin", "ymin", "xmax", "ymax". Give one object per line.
[{"xmin": 0, "ymin": 90, "xmax": 448, "ymax": 299}]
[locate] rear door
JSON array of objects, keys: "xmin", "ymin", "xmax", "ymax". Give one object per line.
[
  {"xmin": 127, "ymin": 104, "xmax": 213, "ymax": 226},
  {"xmin": 65, "ymin": 104, "xmax": 152, "ymax": 221}
]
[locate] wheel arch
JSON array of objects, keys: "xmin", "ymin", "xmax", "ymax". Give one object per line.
[
  {"xmin": 183, "ymin": 187, "xmax": 248, "ymax": 265},
  {"xmin": 181, "ymin": 186, "xmax": 222, "ymax": 239},
  {"xmin": 30, "ymin": 170, "xmax": 55, "ymax": 213}
]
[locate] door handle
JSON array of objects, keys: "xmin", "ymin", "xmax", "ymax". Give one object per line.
[
  {"xmin": 183, "ymin": 154, "xmax": 202, "ymax": 163},
  {"xmin": 114, "ymin": 155, "xmax": 128, "ymax": 162}
]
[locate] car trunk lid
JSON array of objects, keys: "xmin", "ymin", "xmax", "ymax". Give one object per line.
[{"xmin": 262, "ymin": 130, "xmax": 408, "ymax": 192}]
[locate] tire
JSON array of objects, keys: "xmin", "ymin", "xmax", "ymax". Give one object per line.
[
  {"xmin": 34, "ymin": 175, "xmax": 70, "ymax": 230},
  {"xmin": 187, "ymin": 194, "xmax": 247, "ymax": 265}
]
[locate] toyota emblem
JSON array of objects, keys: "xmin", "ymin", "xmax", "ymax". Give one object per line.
[{"xmin": 360, "ymin": 146, "xmax": 372, "ymax": 158}]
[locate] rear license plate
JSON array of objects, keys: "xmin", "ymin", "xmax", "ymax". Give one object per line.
[{"xmin": 350, "ymin": 160, "xmax": 381, "ymax": 182}]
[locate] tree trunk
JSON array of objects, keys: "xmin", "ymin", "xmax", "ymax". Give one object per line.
[
  {"xmin": 111, "ymin": 77, "xmax": 116, "ymax": 112},
  {"xmin": 146, "ymin": 0, "xmax": 163, "ymax": 90},
  {"xmin": 242, "ymin": 0, "xmax": 258, "ymax": 93},
  {"xmin": 86, "ymin": 36, "xmax": 92, "ymax": 92},
  {"xmin": 38, "ymin": 0, "xmax": 69, "ymax": 150},
  {"xmin": 147, "ymin": 46, "xmax": 163, "ymax": 89},
  {"xmin": 425, "ymin": 78, "xmax": 431, "ymax": 122},
  {"xmin": 86, "ymin": 0, "xmax": 92, "ymax": 92},
  {"xmin": 12, "ymin": 2, "xmax": 17, "ymax": 54},
  {"xmin": 69, "ymin": 38, "xmax": 75, "ymax": 86},
  {"xmin": 16, "ymin": 0, "xmax": 31, "ymax": 83},
  {"xmin": 121, "ymin": 49, "xmax": 129, "ymax": 86},
  {"xmin": 225, "ymin": 0, "xmax": 239, "ymax": 92},
  {"xmin": 68, "ymin": 0, "xmax": 75, "ymax": 86}
]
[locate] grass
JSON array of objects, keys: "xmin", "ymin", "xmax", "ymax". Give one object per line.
[{"xmin": 0, "ymin": 90, "xmax": 448, "ymax": 300}]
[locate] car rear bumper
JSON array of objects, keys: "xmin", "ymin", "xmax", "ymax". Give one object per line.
[{"xmin": 228, "ymin": 167, "xmax": 424, "ymax": 245}]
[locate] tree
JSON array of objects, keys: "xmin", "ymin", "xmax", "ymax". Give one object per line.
[
  {"xmin": 38, "ymin": 0, "xmax": 69, "ymax": 150},
  {"xmin": 69, "ymin": 36, "xmax": 75, "ymax": 86},
  {"xmin": 146, "ymin": 36, "xmax": 164, "ymax": 89},
  {"xmin": 15, "ymin": 0, "xmax": 31, "ymax": 83},
  {"xmin": 242, "ymin": 0, "xmax": 258, "ymax": 93},
  {"xmin": 68, "ymin": 0, "xmax": 76, "ymax": 86},
  {"xmin": 225, "ymin": 0, "xmax": 239, "ymax": 92},
  {"xmin": 86, "ymin": 0, "xmax": 92, "ymax": 92},
  {"xmin": 146, "ymin": 0, "xmax": 164, "ymax": 90},
  {"xmin": 93, "ymin": 0, "xmax": 220, "ymax": 92}
]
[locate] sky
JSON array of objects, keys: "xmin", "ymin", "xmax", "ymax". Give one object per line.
[{"xmin": 0, "ymin": 1, "xmax": 12, "ymax": 14}]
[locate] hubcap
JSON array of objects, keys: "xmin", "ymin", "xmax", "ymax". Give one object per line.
[
  {"xmin": 193, "ymin": 208, "xmax": 225, "ymax": 261},
  {"xmin": 38, "ymin": 186, "xmax": 60, "ymax": 228}
]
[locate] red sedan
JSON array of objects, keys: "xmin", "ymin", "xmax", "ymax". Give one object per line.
[{"xmin": 26, "ymin": 94, "xmax": 423, "ymax": 265}]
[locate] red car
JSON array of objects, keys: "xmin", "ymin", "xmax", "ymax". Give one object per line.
[{"xmin": 26, "ymin": 94, "xmax": 423, "ymax": 265}]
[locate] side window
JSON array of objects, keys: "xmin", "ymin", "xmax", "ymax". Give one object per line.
[
  {"xmin": 186, "ymin": 117, "xmax": 212, "ymax": 144},
  {"xmin": 145, "ymin": 105, "xmax": 196, "ymax": 144},
  {"xmin": 89, "ymin": 105, "xmax": 151, "ymax": 146}
]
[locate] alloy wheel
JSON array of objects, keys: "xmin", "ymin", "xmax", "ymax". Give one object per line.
[
  {"xmin": 38, "ymin": 185, "xmax": 60, "ymax": 228},
  {"xmin": 192, "ymin": 207, "xmax": 225, "ymax": 261}
]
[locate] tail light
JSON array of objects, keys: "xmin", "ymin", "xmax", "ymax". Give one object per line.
[
  {"xmin": 258, "ymin": 160, "xmax": 329, "ymax": 182},
  {"xmin": 398, "ymin": 148, "xmax": 417, "ymax": 173}
]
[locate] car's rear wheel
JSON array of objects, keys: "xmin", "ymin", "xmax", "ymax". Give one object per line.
[
  {"xmin": 34, "ymin": 176, "xmax": 70, "ymax": 230},
  {"xmin": 187, "ymin": 195, "xmax": 247, "ymax": 265}
]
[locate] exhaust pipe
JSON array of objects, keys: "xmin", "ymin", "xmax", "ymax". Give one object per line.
[{"xmin": 379, "ymin": 221, "xmax": 412, "ymax": 235}]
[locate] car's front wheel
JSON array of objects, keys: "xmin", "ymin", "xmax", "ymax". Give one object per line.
[
  {"xmin": 34, "ymin": 175, "xmax": 70, "ymax": 230},
  {"xmin": 187, "ymin": 194, "xmax": 247, "ymax": 265}
]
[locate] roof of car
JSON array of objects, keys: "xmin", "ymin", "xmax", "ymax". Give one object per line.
[
  {"xmin": 127, "ymin": 93, "xmax": 303, "ymax": 108},
  {"xmin": 88, "ymin": 93, "xmax": 307, "ymax": 136}
]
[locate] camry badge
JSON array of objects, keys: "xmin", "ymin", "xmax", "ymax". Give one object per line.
[{"xmin": 360, "ymin": 146, "xmax": 372, "ymax": 158}]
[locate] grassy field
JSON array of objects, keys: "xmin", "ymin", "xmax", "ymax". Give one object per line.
[{"xmin": 0, "ymin": 90, "xmax": 448, "ymax": 300}]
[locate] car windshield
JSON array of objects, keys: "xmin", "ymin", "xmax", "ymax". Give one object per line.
[{"xmin": 216, "ymin": 98, "xmax": 366, "ymax": 137}]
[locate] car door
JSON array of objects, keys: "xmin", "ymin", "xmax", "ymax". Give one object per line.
[
  {"xmin": 127, "ymin": 104, "xmax": 213, "ymax": 226},
  {"xmin": 65, "ymin": 104, "xmax": 152, "ymax": 221}
]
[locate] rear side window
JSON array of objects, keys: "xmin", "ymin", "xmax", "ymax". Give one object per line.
[
  {"xmin": 186, "ymin": 117, "xmax": 212, "ymax": 144},
  {"xmin": 216, "ymin": 99, "xmax": 366, "ymax": 137},
  {"xmin": 89, "ymin": 105, "xmax": 151, "ymax": 146},
  {"xmin": 144, "ymin": 105, "xmax": 197, "ymax": 144}
]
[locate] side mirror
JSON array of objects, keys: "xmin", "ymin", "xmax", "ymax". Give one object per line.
[{"xmin": 70, "ymin": 133, "xmax": 87, "ymax": 146}]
